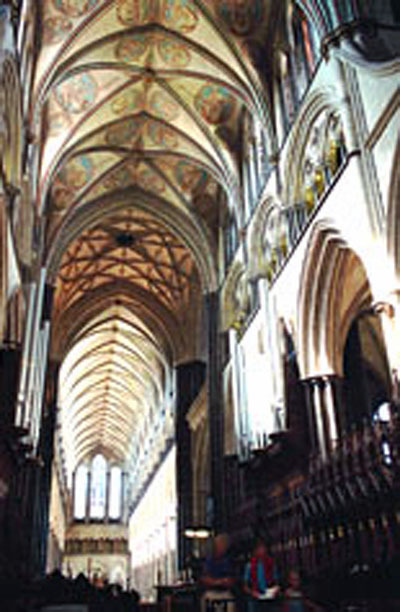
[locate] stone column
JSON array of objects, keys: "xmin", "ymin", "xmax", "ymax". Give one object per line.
[
  {"xmin": 302, "ymin": 376, "xmax": 340, "ymax": 458},
  {"xmin": 205, "ymin": 291, "xmax": 225, "ymax": 532},
  {"xmin": 302, "ymin": 379, "xmax": 318, "ymax": 453},
  {"xmin": 243, "ymin": 156, "xmax": 252, "ymax": 218},
  {"xmin": 255, "ymin": 120, "xmax": 267, "ymax": 188},
  {"xmin": 311, "ymin": 379, "xmax": 328, "ymax": 460},
  {"xmin": 16, "ymin": 282, "xmax": 36, "ymax": 427},
  {"xmin": 175, "ymin": 360, "xmax": 205, "ymax": 569},
  {"xmin": 321, "ymin": 376, "xmax": 340, "ymax": 447},
  {"xmin": 249, "ymin": 136, "xmax": 259, "ymax": 206},
  {"xmin": 229, "ymin": 328, "xmax": 246, "ymax": 456}
]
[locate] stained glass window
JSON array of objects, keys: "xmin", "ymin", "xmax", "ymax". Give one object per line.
[
  {"xmin": 74, "ymin": 464, "xmax": 88, "ymax": 519},
  {"xmin": 109, "ymin": 466, "xmax": 122, "ymax": 519},
  {"xmin": 90, "ymin": 454, "xmax": 107, "ymax": 519}
]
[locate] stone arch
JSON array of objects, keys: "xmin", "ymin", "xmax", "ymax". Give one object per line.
[
  {"xmin": 221, "ymin": 260, "xmax": 249, "ymax": 331},
  {"xmin": 0, "ymin": 54, "xmax": 23, "ymax": 188},
  {"xmin": 387, "ymin": 133, "xmax": 400, "ymax": 282},
  {"xmin": 298, "ymin": 220, "xmax": 375, "ymax": 378},
  {"xmin": 294, "ymin": 0, "xmax": 330, "ymax": 43},
  {"xmin": 192, "ymin": 406, "xmax": 209, "ymax": 526},
  {"xmin": 248, "ymin": 195, "xmax": 281, "ymax": 279},
  {"xmin": 223, "ymin": 365, "xmax": 236, "ymax": 455},
  {"xmin": 0, "ymin": 53, "xmax": 23, "ymax": 344},
  {"xmin": 282, "ymin": 89, "xmax": 347, "ymax": 208}
]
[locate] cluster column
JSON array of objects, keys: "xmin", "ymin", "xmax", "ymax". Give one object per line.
[{"xmin": 302, "ymin": 375, "xmax": 342, "ymax": 458}]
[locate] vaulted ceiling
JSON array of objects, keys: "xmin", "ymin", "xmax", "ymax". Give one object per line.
[
  {"xmin": 58, "ymin": 303, "xmax": 169, "ymax": 470},
  {"xmin": 30, "ymin": 0, "xmax": 273, "ymax": 478}
]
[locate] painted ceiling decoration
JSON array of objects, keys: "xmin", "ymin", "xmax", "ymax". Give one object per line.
[
  {"xmin": 34, "ymin": 0, "xmax": 272, "ymax": 213},
  {"xmin": 31, "ymin": 0, "xmax": 273, "ymax": 475}
]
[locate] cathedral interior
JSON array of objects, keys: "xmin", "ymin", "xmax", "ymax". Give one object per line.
[{"xmin": 0, "ymin": 0, "xmax": 399, "ymax": 609}]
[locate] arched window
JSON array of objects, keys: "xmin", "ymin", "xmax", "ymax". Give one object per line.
[
  {"xmin": 298, "ymin": 111, "xmax": 346, "ymax": 217},
  {"xmin": 277, "ymin": 51, "xmax": 296, "ymax": 135},
  {"xmin": 291, "ymin": 5, "xmax": 318, "ymax": 95},
  {"xmin": 262, "ymin": 207, "xmax": 287, "ymax": 281},
  {"xmin": 276, "ymin": 5, "xmax": 319, "ymax": 138},
  {"xmin": 90, "ymin": 454, "xmax": 107, "ymax": 519},
  {"xmin": 74, "ymin": 464, "xmax": 88, "ymax": 520},
  {"xmin": 109, "ymin": 466, "xmax": 122, "ymax": 520}
]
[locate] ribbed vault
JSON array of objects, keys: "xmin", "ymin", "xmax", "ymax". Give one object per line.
[
  {"xmin": 32, "ymin": 0, "xmax": 274, "ymax": 485},
  {"xmin": 54, "ymin": 210, "xmax": 198, "ymax": 316},
  {"xmin": 54, "ymin": 208, "xmax": 200, "ymax": 478},
  {"xmin": 34, "ymin": 0, "xmax": 272, "ymax": 229},
  {"xmin": 58, "ymin": 303, "xmax": 169, "ymax": 472}
]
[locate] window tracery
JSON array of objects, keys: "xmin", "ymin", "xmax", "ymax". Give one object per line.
[
  {"xmin": 290, "ymin": 4, "xmax": 318, "ymax": 98},
  {"xmin": 73, "ymin": 454, "xmax": 123, "ymax": 522},
  {"xmin": 73, "ymin": 463, "xmax": 88, "ymax": 520},
  {"xmin": 300, "ymin": 111, "xmax": 347, "ymax": 214},
  {"xmin": 261, "ymin": 111, "xmax": 346, "ymax": 285},
  {"xmin": 276, "ymin": 4, "xmax": 320, "ymax": 137},
  {"xmin": 90, "ymin": 453, "xmax": 107, "ymax": 520},
  {"xmin": 262, "ymin": 207, "xmax": 288, "ymax": 283}
]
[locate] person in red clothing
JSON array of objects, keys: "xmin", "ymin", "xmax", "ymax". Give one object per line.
[{"xmin": 243, "ymin": 539, "xmax": 280, "ymax": 610}]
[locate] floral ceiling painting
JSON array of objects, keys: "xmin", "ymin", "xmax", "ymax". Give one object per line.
[{"xmin": 35, "ymin": 0, "xmax": 271, "ymax": 227}]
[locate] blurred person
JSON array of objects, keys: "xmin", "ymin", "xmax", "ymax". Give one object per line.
[
  {"xmin": 283, "ymin": 569, "xmax": 323, "ymax": 612},
  {"xmin": 200, "ymin": 533, "xmax": 236, "ymax": 612}
]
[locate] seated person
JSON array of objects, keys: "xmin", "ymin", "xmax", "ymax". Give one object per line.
[{"xmin": 200, "ymin": 533, "xmax": 236, "ymax": 612}]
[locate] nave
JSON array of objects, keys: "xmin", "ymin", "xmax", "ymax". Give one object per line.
[{"xmin": 0, "ymin": 0, "xmax": 399, "ymax": 610}]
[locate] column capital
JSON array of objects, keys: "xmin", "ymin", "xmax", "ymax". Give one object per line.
[{"xmin": 301, "ymin": 374, "xmax": 342, "ymax": 387}]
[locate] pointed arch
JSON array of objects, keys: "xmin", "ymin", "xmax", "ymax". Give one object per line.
[
  {"xmin": 221, "ymin": 260, "xmax": 248, "ymax": 332},
  {"xmin": 249, "ymin": 196, "xmax": 277, "ymax": 278},
  {"xmin": 387, "ymin": 133, "xmax": 400, "ymax": 281},
  {"xmin": 282, "ymin": 88, "xmax": 347, "ymax": 207},
  {"xmin": 298, "ymin": 220, "xmax": 373, "ymax": 378}
]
